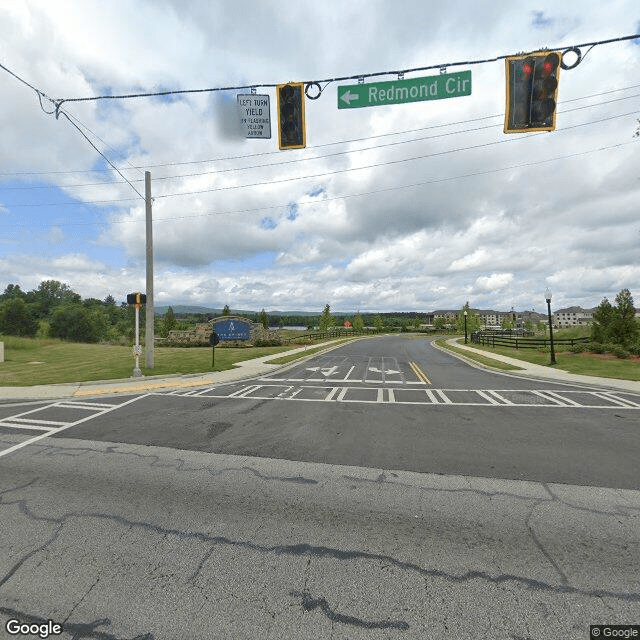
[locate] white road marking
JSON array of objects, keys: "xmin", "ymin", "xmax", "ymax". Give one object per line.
[
  {"xmin": 0, "ymin": 422, "xmax": 53, "ymax": 431},
  {"xmin": 175, "ymin": 383, "xmax": 640, "ymax": 409},
  {"xmin": 0, "ymin": 394, "xmax": 150, "ymax": 459}
]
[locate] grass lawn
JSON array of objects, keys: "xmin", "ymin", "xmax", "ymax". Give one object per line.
[
  {"xmin": 0, "ymin": 335, "xmax": 296, "ymax": 386},
  {"xmin": 434, "ymin": 339, "xmax": 523, "ymax": 371},
  {"xmin": 452, "ymin": 338, "xmax": 640, "ymax": 381}
]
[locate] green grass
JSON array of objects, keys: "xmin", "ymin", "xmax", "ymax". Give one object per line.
[
  {"xmin": 454, "ymin": 338, "xmax": 640, "ymax": 381},
  {"xmin": 0, "ymin": 335, "xmax": 296, "ymax": 386},
  {"xmin": 435, "ymin": 339, "xmax": 523, "ymax": 371}
]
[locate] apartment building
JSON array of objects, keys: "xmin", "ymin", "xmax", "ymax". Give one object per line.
[{"xmin": 553, "ymin": 306, "xmax": 594, "ymax": 327}]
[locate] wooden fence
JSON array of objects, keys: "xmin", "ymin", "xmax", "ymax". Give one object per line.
[
  {"xmin": 470, "ymin": 332, "xmax": 590, "ymax": 350},
  {"xmin": 281, "ymin": 327, "xmax": 383, "ymax": 344}
]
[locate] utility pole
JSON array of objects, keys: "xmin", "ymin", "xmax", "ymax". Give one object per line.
[{"xmin": 145, "ymin": 171, "xmax": 154, "ymax": 369}]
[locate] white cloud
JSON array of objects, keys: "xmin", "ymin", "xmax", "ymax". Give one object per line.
[
  {"xmin": 0, "ymin": 0, "xmax": 639, "ymax": 311},
  {"xmin": 474, "ymin": 273, "xmax": 515, "ymax": 293}
]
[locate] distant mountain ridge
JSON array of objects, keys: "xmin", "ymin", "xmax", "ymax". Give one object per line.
[{"xmin": 154, "ymin": 305, "xmax": 343, "ymax": 317}]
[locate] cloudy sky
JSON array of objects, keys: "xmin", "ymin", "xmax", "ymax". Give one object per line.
[{"xmin": 0, "ymin": 1, "xmax": 639, "ymax": 313}]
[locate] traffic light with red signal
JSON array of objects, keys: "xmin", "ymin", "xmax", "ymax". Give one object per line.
[
  {"xmin": 504, "ymin": 52, "xmax": 560, "ymax": 133},
  {"xmin": 276, "ymin": 82, "xmax": 306, "ymax": 150}
]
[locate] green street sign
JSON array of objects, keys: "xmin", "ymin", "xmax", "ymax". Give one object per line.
[{"xmin": 338, "ymin": 70, "xmax": 472, "ymax": 109}]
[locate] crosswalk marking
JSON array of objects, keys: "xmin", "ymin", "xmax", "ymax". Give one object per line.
[
  {"xmin": 594, "ymin": 392, "xmax": 640, "ymax": 408},
  {"xmin": 475, "ymin": 390, "xmax": 501, "ymax": 405},
  {"xmin": 7, "ymin": 417, "xmax": 68, "ymax": 426},
  {"xmin": 0, "ymin": 422, "xmax": 52, "ymax": 431},
  {"xmin": 0, "ymin": 395, "xmax": 149, "ymax": 459},
  {"xmin": 187, "ymin": 384, "xmax": 640, "ymax": 409}
]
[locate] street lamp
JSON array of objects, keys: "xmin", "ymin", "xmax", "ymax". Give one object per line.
[
  {"xmin": 463, "ymin": 310, "xmax": 468, "ymax": 344},
  {"xmin": 545, "ymin": 288, "xmax": 557, "ymax": 365}
]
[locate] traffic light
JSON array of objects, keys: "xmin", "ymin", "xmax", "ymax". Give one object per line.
[
  {"xmin": 276, "ymin": 82, "xmax": 306, "ymax": 150},
  {"xmin": 126, "ymin": 292, "xmax": 147, "ymax": 306},
  {"xmin": 504, "ymin": 52, "xmax": 560, "ymax": 133}
]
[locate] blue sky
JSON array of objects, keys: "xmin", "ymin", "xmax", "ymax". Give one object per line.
[{"xmin": 0, "ymin": 1, "xmax": 639, "ymax": 312}]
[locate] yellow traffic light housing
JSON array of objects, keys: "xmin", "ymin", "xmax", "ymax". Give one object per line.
[
  {"xmin": 504, "ymin": 51, "xmax": 560, "ymax": 133},
  {"xmin": 276, "ymin": 82, "xmax": 306, "ymax": 150},
  {"xmin": 126, "ymin": 292, "xmax": 147, "ymax": 307}
]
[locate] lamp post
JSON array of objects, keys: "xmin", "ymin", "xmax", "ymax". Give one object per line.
[
  {"xmin": 545, "ymin": 288, "xmax": 556, "ymax": 365},
  {"xmin": 463, "ymin": 310, "xmax": 468, "ymax": 344}
]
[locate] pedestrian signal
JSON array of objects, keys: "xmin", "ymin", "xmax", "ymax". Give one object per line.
[{"xmin": 126, "ymin": 292, "xmax": 147, "ymax": 306}]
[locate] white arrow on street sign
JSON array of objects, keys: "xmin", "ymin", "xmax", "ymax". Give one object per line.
[{"xmin": 340, "ymin": 90, "xmax": 359, "ymax": 106}]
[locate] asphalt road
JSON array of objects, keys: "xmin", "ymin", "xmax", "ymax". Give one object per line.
[
  {"xmin": 0, "ymin": 335, "xmax": 638, "ymax": 639},
  {"xmin": 38, "ymin": 335, "xmax": 640, "ymax": 489}
]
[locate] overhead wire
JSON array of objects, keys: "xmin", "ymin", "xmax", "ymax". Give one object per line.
[
  {"xmin": 0, "ymin": 33, "xmax": 638, "ymax": 210},
  {"xmin": 51, "ymin": 33, "xmax": 640, "ymax": 106},
  {"xmin": 1, "ymin": 134, "xmax": 636, "ymax": 225},
  {"xmin": 1, "ymin": 82, "xmax": 639, "ymax": 181},
  {"xmin": 1, "ymin": 85, "xmax": 639, "ymax": 191},
  {"xmin": 3, "ymin": 103, "xmax": 638, "ymax": 208}
]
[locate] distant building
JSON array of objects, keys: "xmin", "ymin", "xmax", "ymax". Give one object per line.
[{"xmin": 553, "ymin": 306, "xmax": 594, "ymax": 327}]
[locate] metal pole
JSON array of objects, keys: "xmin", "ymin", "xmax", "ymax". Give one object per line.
[
  {"xmin": 546, "ymin": 298, "xmax": 557, "ymax": 365},
  {"xmin": 145, "ymin": 171, "xmax": 154, "ymax": 368}
]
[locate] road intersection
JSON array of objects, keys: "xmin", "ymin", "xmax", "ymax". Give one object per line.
[{"xmin": 0, "ymin": 336, "xmax": 638, "ymax": 639}]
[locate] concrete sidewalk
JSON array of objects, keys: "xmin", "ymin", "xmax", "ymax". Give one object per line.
[
  {"xmin": 440, "ymin": 338, "xmax": 640, "ymax": 394},
  {"xmin": 0, "ymin": 340, "xmax": 346, "ymax": 402}
]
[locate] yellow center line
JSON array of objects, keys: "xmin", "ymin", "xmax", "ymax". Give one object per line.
[{"xmin": 409, "ymin": 361, "xmax": 431, "ymax": 384}]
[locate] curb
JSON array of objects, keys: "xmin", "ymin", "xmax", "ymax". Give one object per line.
[{"xmin": 436, "ymin": 337, "xmax": 640, "ymax": 393}]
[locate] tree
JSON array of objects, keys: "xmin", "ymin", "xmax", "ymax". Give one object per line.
[
  {"xmin": 104, "ymin": 294, "xmax": 116, "ymax": 306},
  {"xmin": 222, "ymin": 304, "xmax": 231, "ymax": 316},
  {"xmin": 319, "ymin": 304, "xmax": 335, "ymax": 331},
  {"xmin": 456, "ymin": 302, "xmax": 481, "ymax": 334},
  {"xmin": 2, "ymin": 284, "xmax": 25, "ymax": 300},
  {"xmin": 352, "ymin": 312, "xmax": 365, "ymax": 332},
  {"xmin": 162, "ymin": 306, "xmax": 177, "ymax": 337},
  {"xmin": 259, "ymin": 309, "xmax": 269, "ymax": 329},
  {"xmin": 591, "ymin": 297, "xmax": 614, "ymax": 343},
  {"xmin": 611, "ymin": 289, "xmax": 638, "ymax": 346},
  {"xmin": 30, "ymin": 280, "xmax": 81, "ymax": 317},
  {"xmin": 0, "ymin": 298, "xmax": 38, "ymax": 337},
  {"xmin": 373, "ymin": 314, "xmax": 384, "ymax": 333},
  {"xmin": 49, "ymin": 305, "xmax": 105, "ymax": 343},
  {"xmin": 591, "ymin": 290, "xmax": 638, "ymax": 346},
  {"xmin": 433, "ymin": 316, "xmax": 447, "ymax": 331}
]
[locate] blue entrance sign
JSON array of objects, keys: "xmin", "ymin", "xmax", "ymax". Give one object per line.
[{"xmin": 213, "ymin": 319, "xmax": 252, "ymax": 341}]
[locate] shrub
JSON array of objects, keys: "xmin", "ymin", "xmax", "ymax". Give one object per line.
[
  {"xmin": 49, "ymin": 305, "xmax": 105, "ymax": 343},
  {"xmin": 252, "ymin": 338, "xmax": 283, "ymax": 347},
  {"xmin": 568, "ymin": 344, "xmax": 586, "ymax": 353},
  {"xmin": 587, "ymin": 342, "xmax": 606, "ymax": 354},
  {"xmin": 610, "ymin": 345, "xmax": 630, "ymax": 359},
  {"xmin": 0, "ymin": 298, "xmax": 39, "ymax": 337}
]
